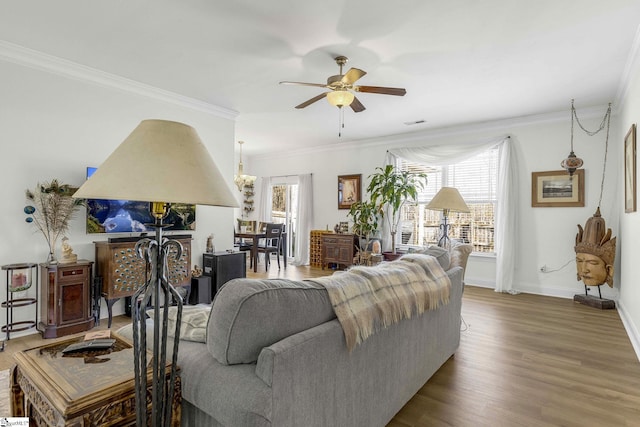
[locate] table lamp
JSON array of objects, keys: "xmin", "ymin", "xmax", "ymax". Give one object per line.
[
  {"xmin": 425, "ymin": 187, "xmax": 470, "ymax": 248},
  {"xmin": 73, "ymin": 119, "xmax": 238, "ymax": 426}
]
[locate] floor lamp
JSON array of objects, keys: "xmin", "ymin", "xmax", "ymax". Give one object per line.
[
  {"xmin": 425, "ymin": 187, "xmax": 470, "ymax": 249},
  {"xmin": 73, "ymin": 120, "xmax": 238, "ymax": 426}
]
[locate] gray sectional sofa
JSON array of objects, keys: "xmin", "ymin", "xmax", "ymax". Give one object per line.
[{"xmin": 118, "ymin": 251, "xmax": 464, "ymax": 426}]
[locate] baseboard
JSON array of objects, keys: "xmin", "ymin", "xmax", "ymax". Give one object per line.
[
  {"xmin": 617, "ymin": 299, "xmax": 640, "ymax": 362},
  {"xmin": 464, "ymin": 279, "xmax": 494, "ymax": 288}
]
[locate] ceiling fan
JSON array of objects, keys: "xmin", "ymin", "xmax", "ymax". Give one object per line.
[{"xmin": 280, "ymin": 56, "xmax": 406, "ymax": 112}]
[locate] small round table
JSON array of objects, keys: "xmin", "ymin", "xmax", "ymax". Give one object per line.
[{"xmin": 1, "ymin": 262, "xmax": 39, "ymax": 351}]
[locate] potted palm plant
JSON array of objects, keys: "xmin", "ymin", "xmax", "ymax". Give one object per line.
[
  {"xmin": 347, "ymin": 200, "xmax": 380, "ymax": 265},
  {"xmin": 367, "ymin": 165, "xmax": 426, "ymax": 258}
]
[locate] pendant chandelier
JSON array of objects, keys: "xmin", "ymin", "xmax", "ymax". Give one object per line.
[{"xmin": 234, "ymin": 141, "xmax": 257, "ymax": 191}]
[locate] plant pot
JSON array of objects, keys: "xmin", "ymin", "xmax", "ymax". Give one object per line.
[{"xmin": 382, "ymin": 251, "xmax": 402, "ymax": 261}]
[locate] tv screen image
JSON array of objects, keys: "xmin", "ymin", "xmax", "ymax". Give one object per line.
[{"xmin": 85, "ymin": 167, "xmax": 196, "ymax": 234}]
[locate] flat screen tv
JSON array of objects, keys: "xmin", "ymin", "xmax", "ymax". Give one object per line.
[{"xmin": 85, "ymin": 167, "xmax": 196, "ymax": 234}]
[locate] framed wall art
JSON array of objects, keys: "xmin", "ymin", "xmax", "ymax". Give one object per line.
[
  {"xmin": 338, "ymin": 174, "xmax": 361, "ymax": 210},
  {"xmin": 531, "ymin": 169, "xmax": 585, "ymax": 207},
  {"xmin": 625, "ymin": 123, "xmax": 636, "ymax": 213}
]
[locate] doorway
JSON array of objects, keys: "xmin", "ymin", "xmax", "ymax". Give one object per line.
[{"xmin": 270, "ymin": 180, "xmax": 298, "ymax": 260}]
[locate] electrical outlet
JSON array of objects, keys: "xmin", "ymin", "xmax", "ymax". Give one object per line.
[{"xmin": 540, "ymin": 265, "xmax": 548, "ymax": 273}]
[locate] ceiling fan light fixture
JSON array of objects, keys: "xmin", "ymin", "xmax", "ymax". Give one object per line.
[{"xmin": 327, "ymin": 90, "xmax": 354, "ymax": 108}]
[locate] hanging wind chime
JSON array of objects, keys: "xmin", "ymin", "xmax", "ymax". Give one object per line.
[
  {"xmin": 561, "ymin": 99, "xmax": 612, "ymax": 182},
  {"xmin": 563, "ymin": 100, "xmax": 617, "ymax": 308}
]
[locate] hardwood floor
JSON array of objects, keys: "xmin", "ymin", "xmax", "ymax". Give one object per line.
[
  {"xmin": 389, "ymin": 287, "xmax": 640, "ymax": 427},
  {"xmin": 3, "ymin": 260, "xmax": 639, "ymax": 426}
]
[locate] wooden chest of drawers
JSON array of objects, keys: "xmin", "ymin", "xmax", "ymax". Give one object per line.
[
  {"xmin": 321, "ymin": 233, "xmax": 356, "ymax": 270},
  {"xmin": 94, "ymin": 237, "xmax": 191, "ymax": 326}
]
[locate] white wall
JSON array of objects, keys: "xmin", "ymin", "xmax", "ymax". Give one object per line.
[
  {"xmin": 618, "ymin": 53, "xmax": 640, "ymax": 358},
  {"xmin": 0, "ymin": 58, "xmax": 237, "ymax": 334},
  {"xmin": 247, "ymin": 110, "xmax": 620, "ymax": 302}
]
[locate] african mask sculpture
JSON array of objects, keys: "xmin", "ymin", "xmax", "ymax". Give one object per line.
[{"xmin": 574, "ymin": 208, "xmax": 616, "ymax": 296}]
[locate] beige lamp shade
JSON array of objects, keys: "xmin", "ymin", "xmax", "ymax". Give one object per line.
[
  {"xmin": 426, "ymin": 187, "xmax": 470, "ymax": 213},
  {"xmin": 73, "ymin": 119, "xmax": 239, "ymax": 208}
]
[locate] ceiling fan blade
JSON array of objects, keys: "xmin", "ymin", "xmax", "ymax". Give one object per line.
[
  {"xmin": 341, "ymin": 68, "xmax": 367, "ymax": 85},
  {"xmin": 280, "ymin": 81, "xmax": 329, "ymax": 89},
  {"xmin": 350, "ymin": 96, "xmax": 366, "ymax": 113},
  {"xmin": 354, "ymin": 85, "xmax": 407, "ymax": 96},
  {"xmin": 295, "ymin": 93, "xmax": 329, "ymax": 109}
]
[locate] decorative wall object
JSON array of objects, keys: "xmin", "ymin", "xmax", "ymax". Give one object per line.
[
  {"xmin": 338, "ymin": 174, "xmax": 361, "ymax": 209},
  {"xmin": 24, "ymin": 179, "xmax": 84, "ymax": 263},
  {"xmin": 531, "ymin": 170, "xmax": 584, "ymax": 207},
  {"xmin": 625, "ymin": 124, "xmax": 636, "ymax": 213},
  {"xmin": 243, "ymin": 182, "xmax": 255, "ymax": 216}
]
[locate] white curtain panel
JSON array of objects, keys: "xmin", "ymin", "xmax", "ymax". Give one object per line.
[
  {"xmin": 387, "ymin": 135, "xmax": 518, "ymax": 294},
  {"xmin": 258, "ymin": 176, "xmax": 273, "ymax": 223},
  {"xmin": 292, "ymin": 173, "xmax": 313, "ymax": 266}
]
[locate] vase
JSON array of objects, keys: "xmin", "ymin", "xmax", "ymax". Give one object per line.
[{"xmin": 46, "ymin": 235, "xmax": 59, "ymax": 264}]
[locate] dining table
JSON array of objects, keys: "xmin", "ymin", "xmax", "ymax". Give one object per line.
[{"xmin": 234, "ymin": 231, "xmax": 287, "ymax": 272}]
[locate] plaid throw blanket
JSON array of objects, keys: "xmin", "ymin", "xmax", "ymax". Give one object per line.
[{"xmin": 308, "ymin": 254, "xmax": 451, "ymax": 351}]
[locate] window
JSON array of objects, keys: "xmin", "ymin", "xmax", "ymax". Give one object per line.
[{"xmin": 398, "ymin": 147, "xmax": 498, "ymax": 253}]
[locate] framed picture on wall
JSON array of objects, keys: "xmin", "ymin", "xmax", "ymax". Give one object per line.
[
  {"xmin": 338, "ymin": 174, "xmax": 361, "ymax": 210},
  {"xmin": 531, "ymin": 169, "xmax": 585, "ymax": 207},
  {"xmin": 625, "ymin": 123, "xmax": 636, "ymax": 213}
]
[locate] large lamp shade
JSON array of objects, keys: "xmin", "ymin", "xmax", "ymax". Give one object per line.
[
  {"xmin": 425, "ymin": 187, "xmax": 469, "ymax": 248},
  {"xmin": 72, "ymin": 119, "xmax": 237, "ymax": 426},
  {"xmin": 73, "ymin": 119, "xmax": 238, "ymax": 208},
  {"xmin": 426, "ymin": 187, "xmax": 470, "ymax": 213}
]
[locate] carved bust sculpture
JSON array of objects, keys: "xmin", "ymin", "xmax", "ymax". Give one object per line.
[{"xmin": 574, "ymin": 208, "xmax": 616, "ymax": 288}]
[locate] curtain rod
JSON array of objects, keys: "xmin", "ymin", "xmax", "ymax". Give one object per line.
[{"xmin": 385, "ymin": 135, "xmax": 512, "ymax": 152}]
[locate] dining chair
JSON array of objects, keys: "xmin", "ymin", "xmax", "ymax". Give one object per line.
[
  {"xmin": 235, "ymin": 219, "xmax": 257, "ymax": 266},
  {"xmin": 256, "ymin": 223, "xmax": 285, "ymax": 270}
]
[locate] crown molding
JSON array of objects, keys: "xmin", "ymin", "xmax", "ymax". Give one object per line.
[
  {"xmin": 252, "ymin": 104, "xmax": 613, "ymax": 161},
  {"xmin": 0, "ymin": 40, "xmax": 238, "ymax": 120}
]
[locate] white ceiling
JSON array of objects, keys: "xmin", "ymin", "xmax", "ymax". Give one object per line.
[{"xmin": 2, "ymin": 1, "xmax": 640, "ymax": 156}]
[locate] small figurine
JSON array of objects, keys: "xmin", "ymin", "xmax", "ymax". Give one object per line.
[
  {"xmin": 60, "ymin": 237, "xmax": 78, "ymax": 264},
  {"xmin": 192, "ymin": 265, "xmax": 203, "ymax": 278}
]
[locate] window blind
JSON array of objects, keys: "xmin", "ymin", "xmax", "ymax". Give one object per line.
[{"xmin": 398, "ymin": 147, "xmax": 499, "ymax": 252}]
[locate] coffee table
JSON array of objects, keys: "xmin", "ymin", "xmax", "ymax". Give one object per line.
[{"xmin": 10, "ymin": 334, "xmax": 181, "ymax": 426}]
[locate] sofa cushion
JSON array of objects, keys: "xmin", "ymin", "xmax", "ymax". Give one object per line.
[
  {"xmin": 207, "ymin": 278, "xmax": 335, "ymax": 365},
  {"xmin": 410, "ymin": 245, "xmax": 450, "ymax": 270}
]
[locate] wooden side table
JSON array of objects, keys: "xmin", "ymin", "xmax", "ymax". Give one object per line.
[
  {"xmin": 39, "ymin": 260, "xmax": 94, "ymax": 339},
  {"xmin": 11, "ymin": 334, "xmax": 181, "ymax": 426}
]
